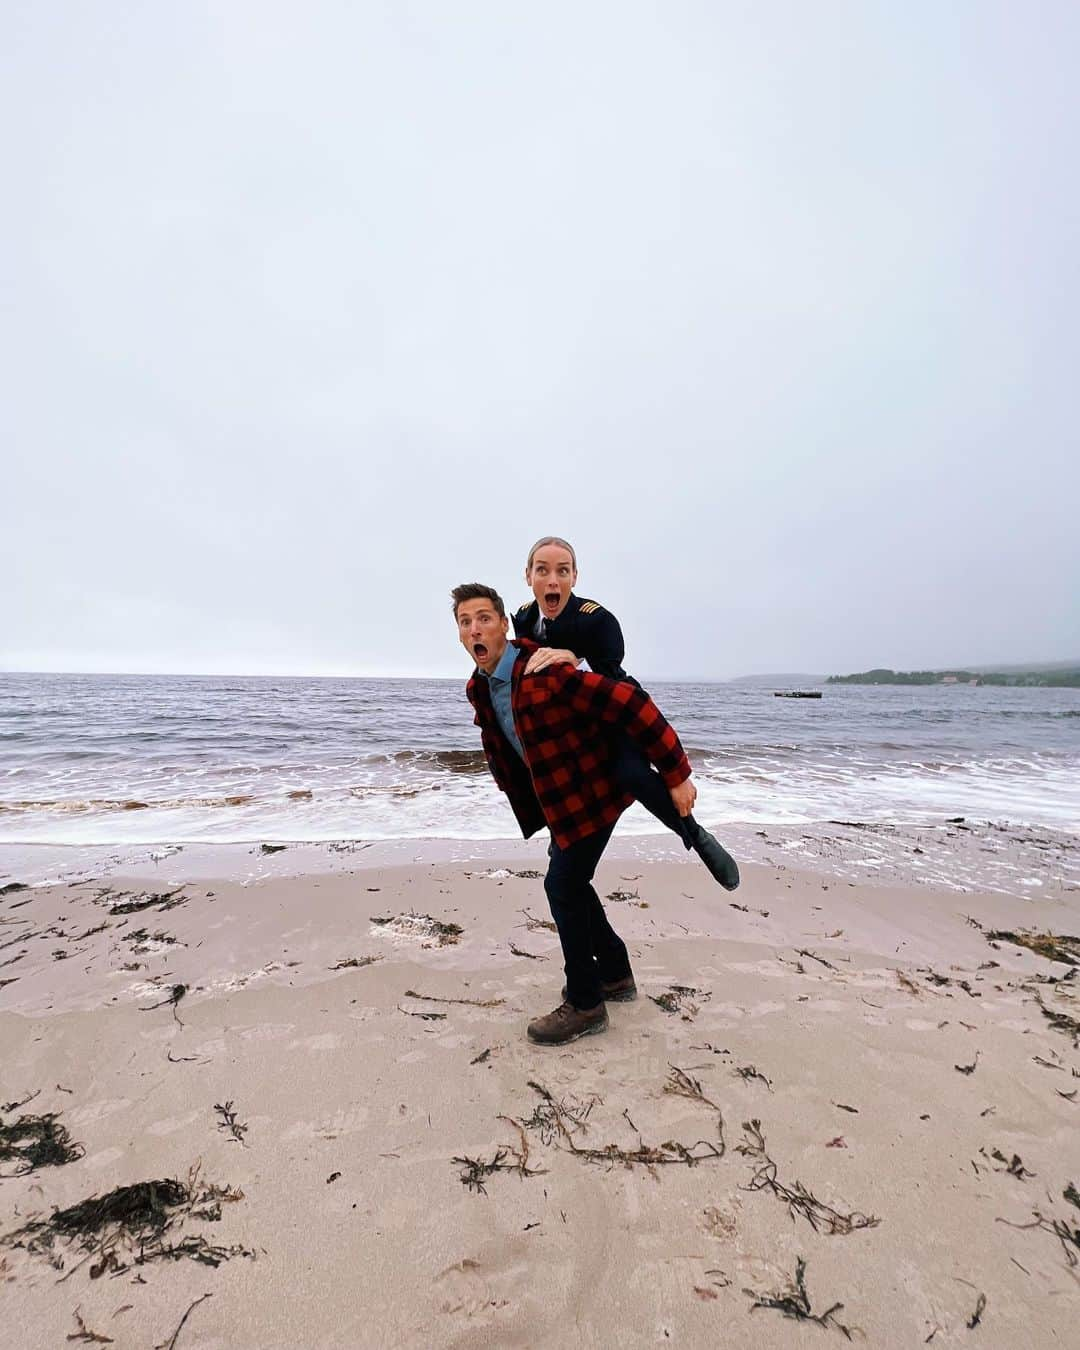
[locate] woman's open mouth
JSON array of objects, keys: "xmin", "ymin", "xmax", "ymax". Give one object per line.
[{"xmin": 543, "ymin": 591, "xmax": 562, "ymax": 612}]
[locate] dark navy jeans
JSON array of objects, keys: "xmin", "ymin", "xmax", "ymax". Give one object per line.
[
  {"xmin": 544, "ymin": 823, "xmax": 632, "ymax": 1010},
  {"xmin": 611, "ymin": 735, "xmax": 692, "ymax": 842}
]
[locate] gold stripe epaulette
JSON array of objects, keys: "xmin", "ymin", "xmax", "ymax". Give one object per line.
[
  {"xmin": 578, "ymin": 601, "xmax": 602, "ymax": 614},
  {"xmin": 517, "ymin": 602, "xmax": 531, "ymax": 612}
]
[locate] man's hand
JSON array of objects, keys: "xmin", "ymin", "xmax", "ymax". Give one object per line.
[
  {"xmin": 669, "ymin": 778, "xmax": 697, "ymax": 818},
  {"xmin": 524, "ymin": 647, "xmax": 579, "ymax": 675}
]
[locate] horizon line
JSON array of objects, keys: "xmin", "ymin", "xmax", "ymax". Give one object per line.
[{"xmin": 2, "ymin": 658, "xmax": 1078, "ymax": 684}]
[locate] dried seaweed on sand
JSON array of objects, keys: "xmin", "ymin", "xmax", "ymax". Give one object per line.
[
  {"xmin": 797, "ymin": 949, "xmax": 838, "ymax": 972},
  {"xmin": 737, "ymin": 1120, "xmax": 879, "ymax": 1236},
  {"xmin": 154, "ymin": 1293, "xmax": 212, "ymax": 1350},
  {"xmin": 1036, "ymin": 994, "xmax": 1080, "ymax": 1047},
  {"xmin": 105, "ymin": 889, "xmax": 188, "ymax": 917},
  {"xmin": 517, "ymin": 1080, "xmax": 724, "ymax": 1175},
  {"xmin": 0, "ymin": 1109, "xmax": 84, "ymax": 1177},
  {"xmin": 735, "ymin": 1065, "xmax": 774, "ymax": 1091},
  {"xmin": 214, "ymin": 1102, "xmax": 248, "ymax": 1147},
  {"xmin": 71, "ymin": 922, "xmax": 109, "ymax": 942},
  {"xmin": 664, "ymin": 1066, "xmax": 726, "ymax": 1148},
  {"xmin": 452, "ymin": 1148, "xmax": 542, "ymax": 1193},
  {"xmin": 520, "ymin": 1080, "xmax": 600, "ymax": 1146},
  {"xmin": 989, "ymin": 1148, "xmax": 1035, "ymax": 1180},
  {"xmin": 561, "ymin": 1135, "xmax": 724, "ymax": 1174},
  {"xmin": 403, "ymin": 989, "xmax": 504, "ymax": 1008},
  {"xmin": 1, "ymin": 1164, "xmax": 252, "ymax": 1277},
  {"xmin": 1, "ymin": 1089, "xmax": 40, "ymax": 1113},
  {"xmin": 997, "ymin": 1208, "xmax": 1080, "ymax": 1270},
  {"xmin": 67, "ymin": 1307, "xmax": 113, "ymax": 1343},
  {"xmin": 453, "ymin": 1118, "xmax": 545, "ymax": 1194},
  {"xmin": 509, "ymin": 943, "xmax": 545, "ymax": 960},
  {"xmin": 123, "ymin": 928, "xmax": 182, "ymax": 953},
  {"xmin": 985, "ymin": 929, "xmax": 1080, "ymax": 967},
  {"xmin": 518, "ymin": 908, "xmax": 556, "ymax": 933},
  {"xmin": 923, "ymin": 971, "xmax": 953, "ymax": 987},
  {"xmin": 397, "ymin": 1004, "xmax": 446, "ymax": 1020},
  {"xmin": 139, "ymin": 984, "xmax": 187, "ymax": 1026},
  {"xmin": 649, "ymin": 985, "xmax": 709, "ymax": 1017},
  {"xmin": 746, "ymin": 1256, "xmax": 858, "ymax": 1339},
  {"xmin": 966, "ymin": 1293, "xmax": 987, "ymax": 1329}
]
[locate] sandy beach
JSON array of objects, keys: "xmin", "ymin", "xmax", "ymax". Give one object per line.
[
  {"xmin": 6, "ymin": 0, "xmax": 1080, "ymax": 1343},
  {"xmin": 2, "ymin": 841, "xmax": 1078, "ymax": 1348}
]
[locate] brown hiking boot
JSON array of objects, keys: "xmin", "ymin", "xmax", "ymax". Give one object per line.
[
  {"xmin": 560, "ymin": 975, "xmax": 638, "ymax": 1004},
  {"xmin": 527, "ymin": 1000, "xmax": 608, "ymax": 1046}
]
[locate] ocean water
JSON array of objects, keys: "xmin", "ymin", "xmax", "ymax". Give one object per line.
[{"xmin": 1, "ymin": 672, "xmax": 1077, "ymax": 846}]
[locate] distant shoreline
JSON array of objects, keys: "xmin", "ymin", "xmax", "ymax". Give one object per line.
[{"xmin": 828, "ymin": 666, "xmax": 1080, "ymax": 688}]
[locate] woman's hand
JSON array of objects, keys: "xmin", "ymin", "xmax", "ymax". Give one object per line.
[{"xmin": 524, "ymin": 648, "xmax": 579, "ymax": 675}]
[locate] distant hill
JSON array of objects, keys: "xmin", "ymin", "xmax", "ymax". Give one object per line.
[{"xmin": 828, "ymin": 664, "xmax": 1080, "ymax": 688}]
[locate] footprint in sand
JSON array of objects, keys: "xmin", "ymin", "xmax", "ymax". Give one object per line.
[
  {"xmin": 282, "ymin": 1104, "xmax": 369, "ymax": 1141},
  {"xmin": 82, "ymin": 1145, "xmax": 126, "ymax": 1170},
  {"xmin": 240, "ymin": 1023, "xmax": 296, "ymax": 1042},
  {"xmin": 146, "ymin": 1109, "xmax": 202, "ymax": 1137},
  {"xmin": 433, "ymin": 1033, "xmax": 473, "ymax": 1050},
  {"xmin": 68, "ymin": 1098, "xmax": 129, "ymax": 1126},
  {"xmin": 287, "ymin": 1032, "xmax": 342, "ymax": 1052},
  {"xmin": 715, "ymin": 998, "xmax": 787, "ymax": 1019},
  {"xmin": 136, "ymin": 1022, "xmax": 178, "ymax": 1044},
  {"xmin": 702, "ymin": 1201, "xmax": 740, "ymax": 1240},
  {"xmin": 435, "ymin": 1258, "xmax": 509, "ymax": 1320}
]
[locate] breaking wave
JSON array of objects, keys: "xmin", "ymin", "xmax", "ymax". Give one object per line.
[{"xmin": 1, "ymin": 671, "xmax": 1077, "ymax": 844}]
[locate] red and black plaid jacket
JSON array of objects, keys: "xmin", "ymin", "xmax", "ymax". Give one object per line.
[{"xmin": 466, "ymin": 640, "xmax": 691, "ymax": 849}]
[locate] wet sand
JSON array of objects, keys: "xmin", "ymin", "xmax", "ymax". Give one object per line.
[
  {"xmin": 3, "ymin": 813, "xmax": 1077, "ymax": 900},
  {"xmin": 1, "ymin": 844, "xmax": 1078, "ymax": 1347}
]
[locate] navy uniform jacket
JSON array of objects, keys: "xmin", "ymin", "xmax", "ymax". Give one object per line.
[{"xmin": 511, "ymin": 593, "xmax": 639, "ymax": 685}]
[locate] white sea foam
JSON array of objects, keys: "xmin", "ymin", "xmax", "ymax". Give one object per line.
[{"xmin": 1, "ymin": 672, "xmax": 1077, "ymax": 845}]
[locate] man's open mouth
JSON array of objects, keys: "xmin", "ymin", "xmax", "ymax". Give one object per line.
[{"xmin": 473, "ymin": 643, "xmax": 488, "ymax": 659}]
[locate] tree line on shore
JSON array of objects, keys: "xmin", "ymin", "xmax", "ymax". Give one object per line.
[{"xmin": 827, "ymin": 667, "xmax": 1080, "ymax": 688}]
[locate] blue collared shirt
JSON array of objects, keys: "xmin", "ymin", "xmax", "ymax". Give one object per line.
[{"xmin": 479, "ymin": 642, "xmax": 524, "ymax": 760}]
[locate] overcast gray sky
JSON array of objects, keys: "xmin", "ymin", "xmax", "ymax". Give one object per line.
[{"xmin": 3, "ymin": 2, "xmax": 1077, "ymax": 681}]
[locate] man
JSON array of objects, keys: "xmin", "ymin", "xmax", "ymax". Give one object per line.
[
  {"xmin": 512, "ymin": 535, "xmax": 740, "ymax": 891},
  {"xmin": 454, "ymin": 581, "xmax": 698, "ymax": 1046}
]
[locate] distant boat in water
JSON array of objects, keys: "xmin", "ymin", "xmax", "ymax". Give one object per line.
[{"xmin": 774, "ymin": 690, "xmax": 822, "ymax": 699}]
